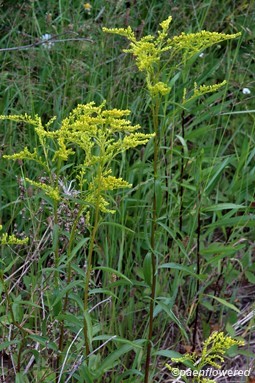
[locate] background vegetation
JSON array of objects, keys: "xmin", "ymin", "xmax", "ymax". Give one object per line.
[{"xmin": 0, "ymin": 0, "xmax": 255, "ymax": 382}]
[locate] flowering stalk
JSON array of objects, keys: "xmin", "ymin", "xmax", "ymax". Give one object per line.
[
  {"xmin": 103, "ymin": 17, "xmax": 240, "ymax": 382},
  {"xmin": 1, "ymin": 103, "xmax": 154, "ymax": 364},
  {"xmin": 144, "ymin": 90, "xmax": 160, "ymax": 383}
]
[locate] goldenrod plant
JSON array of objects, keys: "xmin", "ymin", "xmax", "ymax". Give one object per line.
[
  {"xmin": 166, "ymin": 331, "xmax": 245, "ymax": 383},
  {"xmin": 1, "ymin": 102, "xmax": 154, "ymax": 373},
  {"xmin": 104, "ymin": 17, "xmax": 241, "ymax": 383}
]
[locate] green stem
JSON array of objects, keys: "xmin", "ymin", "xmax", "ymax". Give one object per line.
[
  {"xmin": 52, "ymin": 159, "xmax": 61, "ymax": 288},
  {"xmin": 192, "ymin": 190, "xmax": 201, "ymax": 351},
  {"xmin": 179, "ymin": 110, "xmax": 185, "ymax": 235},
  {"xmin": 57, "ymin": 206, "xmax": 86, "ymax": 367},
  {"xmin": 83, "ymin": 202, "xmax": 100, "ymax": 356},
  {"xmin": 17, "ymin": 336, "xmax": 27, "ymax": 372},
  {"xmin": 53, "ymin": 201, "xmax": 59, "ymax": 287},
  {"xmin": 144, "ymin": 97, "xmax": 160, "ymax": 383}
]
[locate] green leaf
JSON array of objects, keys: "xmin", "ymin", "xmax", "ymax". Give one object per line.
[
  {"xmin": 157, "ymin": 221, "xmax": 190, "ymax": 259},
  {"xmin": 68, "ymin": 237, "xmax": 90, "ymax": 263},
  {"xmin": 93, "ymin": 335, "xmax": 143, "ymax": 349},
  {"xmin": 0, "ymin": 340, "xmax": 20, "ymax": 352},
  {"xmin": 78, "ymin": 364, "xmax": 95, "ymax": 383},
  {"xmin": 245, "ymin": 270, "xmax": 255, "ymax": 284},
  {"xmin": 56, "ymin": 313, "xmax": 83, "ymax": 328},
  {"xmin": 52, "ymin": 281, "xmax": 83, "ymax": 306},
  {"xmin": 176, "ymin": 134, "xmax": 188, "ymax": 158},
  {"xmin": 154, "ymin": 349, "xmax": 183, "ymax": 359},
  {"xmin": 28, "ymin": 335, "xmax": 58, "ymax": 351},
  {"xmin": 13, "ymin": 300, "xmax": 41, "ymax": 308},
  {"xmin": 203, "ymin": 203, "xmax": 245, "ymax": 212},
  {"xmin": 236, "ymin": 349, "xmax": 255, "ymax": 358},
  {"xmin": 201, "ymin": 243, "xmax": 243, "ymax": 255},
  {"xmin": 201, "ymin": 299, "xmax": 215, "ymax": 312},
  {"xmin": 84, "ymin": 310, "xmax": 93, "ymax": 350},
  {"xmin": 52, "ymin": 223, "xmax": 59, "ymax": 252},
  {"xmin": 143, "ymin": 252, "xmax": 152, "ymax": 287},
  {"xmin": 93, "ymin": 266, "xmax": 132, "ymax": 284},
  {"xmin": 155, "ymin": 301, "xmax": 188, "ymax": 340},
  {"xmin": 88, "ymin": 288, "xmax": 118, "ymax": 301},
  {"xmin": 221, "ymin": 110, "xmax": 255, "ymax": 115},
  {"xmin": 4, "ymin": 257, "xmax": 18, "ymax": 273},
  {"xmin": 15, "ymin": 372, "xmax": 29, "ymax": 383},
  {"xmin": 97, "ymin": 343, "xmax": 135, "ymax": 375},
  {"xmin": 205, "ymin": 157, "xmax": 231, "ymax": 193},
  {"xmin": 186, "ymin": 125, "xmax": 214, "ymax": 141},
  {"xmin": 206, "ymin": 295, "xmax": 240, "ymax": 313},
  {"xmin": 206, "ymin": 214, "xmax": 255, "ymax": 229},
  {"xmin": 99, "ymin": 221, "xmax": 135, "ymax": 233},
  {"xmin": 159, "ymin": 262, "xmax": 205, "ymax": 280},
  {"xmin": 226, "ymin": 322, "xmax": 235, "ymax": 337}
]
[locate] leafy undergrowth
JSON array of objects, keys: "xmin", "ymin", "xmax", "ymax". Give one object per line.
[{"xmin": 0, "ymin": 1, "xmax": 255, "ymax": 383}]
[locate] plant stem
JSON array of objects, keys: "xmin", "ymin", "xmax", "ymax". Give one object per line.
[
  {"xmin": 144, "ymin": 97, "xmax": 160, "ymax": 383},
  {"xmin": 83, "ymin": 203, "xmax": 100, "ymax": 356},
  {"xmin": 53, "ymin": 201, "xmax": 60, "ymax": 287},
  {"xmin": 57, "ymin": 206, "xmax": 85, "ymax": 372},
  {"xmin": 179, "ymin": 110, "xmax": 185, "ymax": 235},
  {"xmin": 192, "ymin": 190, "xmax": 201, "ymax": 351}
]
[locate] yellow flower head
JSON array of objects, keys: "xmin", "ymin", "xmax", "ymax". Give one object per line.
[
  {"xmin": 1, "ymin": 232, "xmax": 29, "ymax": 246},
  {"xmin": 84, "ymin": 3, "xmax": 92, "ymax": 14},
  {"xmin": 25, "ymin": 178, "xmax": 60, "ymax": 202},
  {"xmin": 1, "ymin": 102, "xmax": 154, "ymax": 213},
  {"xmin": 169, "ymin": 30, "xmax": 241, "ymax": 58},
  {"xmin": 103, "ymin": 16, "xmax": 240, "ymax": 98}
]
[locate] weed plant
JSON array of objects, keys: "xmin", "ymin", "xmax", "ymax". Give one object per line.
[{"xmin": 0, "ymin": 1, "xmax": 255, "ymax": 383}]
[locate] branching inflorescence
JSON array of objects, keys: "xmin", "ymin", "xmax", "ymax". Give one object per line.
[{"xmin": 1, "ymin": 101, "xmax": 154, "ymax": 213}]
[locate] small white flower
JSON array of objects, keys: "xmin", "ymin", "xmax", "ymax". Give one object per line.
[
  {"xmin": 41, "ymin": 33, "xmax": 54, "ymax": 48},
  {"xmin": 199, "ymin": 52, "xmax": 205, "ymax": 58},
  {"xmin": 242, "ymin": 88, "xmax": 251, "ymax": 95},
  {"xmin": 58, "ymin": 179, "xmax": 80, "ymax": 197}
]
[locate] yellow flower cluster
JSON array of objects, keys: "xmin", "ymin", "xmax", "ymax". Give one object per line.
[
  {"xmin": 201, "ymin": 331, "xmax": 244, "ymax": 369},
  {"xmin": 103, "ymin": 16, "xmax": 172, "ymax": 75},
  {"xmin": 147, "ymin": 81, "xmax": 171, "ymax": 96},
  {"xmin": 67, "ymin": 105, "xmax": 155, "ymax": 213},
  {"xmin": 0, "ymin": 113, "xmax": 42, "ymax": 127},
  {"xmin": 193, "ymin": 80, "xmax": 227, "ymax": 97},
  {"xmin": 53, "ymin": 102, "xmax": 154, "ymax": 167},
  {"xmin": 1, "ymin": 102, "xmax": 154, "ymax": 213},
  {"xmin": 86, "ymin": 171, "xmax": 132, "ymax": 213},
  {"xmin": 86, "ymin": 193, "xmax": 115, "ymax": 214},
  {"xmin": 25, "ymin": 178, "xmax": 60, "ymax": 201},
  {"xmin": 3, "ymin": 147, "xmax": 44, "ymax": 165},
  {"xmin": 0, "ymin": 225, "xmax": 28, "ymax": 245},
  {"xmin": 182, "ymin": 80, "xmax": 227, "ymax": 104},
  {"xmin": 170, "ymin": 30, "xmax": 241, "ymax": 58},
  {"xmin": 103, "ymin": 16, "xmax": 240, "ymax": 99},
  {"xmin": 166, "ymin": 331, "xmax": 244, "ymax": 383},
  {"xmin": 182, "ymin": 80, "xmax": 227, "ymax": 103},
  {"xmin": 100, "ymin": 175, "xmax": 131, "ymax": 191}
]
